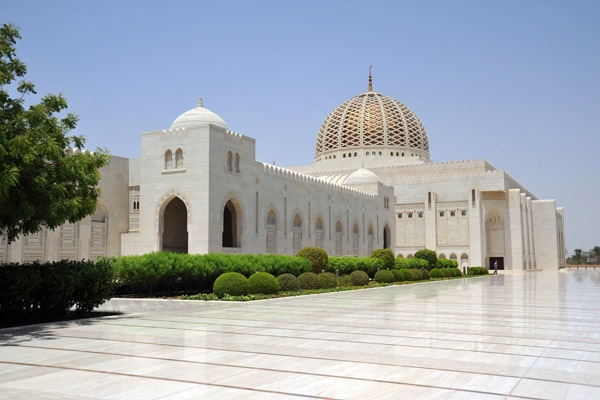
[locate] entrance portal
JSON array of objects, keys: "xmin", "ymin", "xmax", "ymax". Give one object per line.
[
  {"xmin": 162, "ymin": 197, "xmax": 188, "ymax": 253},
  {"xmin": 223, "ymin": 200, "xmax": 239, "ymax": 248},
  {"xmin": 383, "ymin": 224, "xmax": 391, "ymax": 249},
  {"xmin": 489, "ymin": 257, "xmax": 504, "ymax": 270}
]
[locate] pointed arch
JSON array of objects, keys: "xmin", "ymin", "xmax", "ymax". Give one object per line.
[
  {"xmin": 156, "ymin": 189, "xmax": 192, "ymax": 252},
  {"xmin": 383, "ymin": 223, "xmax": 391, "ymax": 249},
  {"xmin": 367, "ymin": 223, "xmax": 374, "ymax": 255},
  {"xmin": 234, "ymin": 152, "xmax": 240, "ymax": 173},
  {"xmin": 175, "ymin": 148, "xmax": 184, "ymax": 169},
  {"xmin": 314, "ymin": 214, "xmax": 325, "ymax": 249},
  {"xmin": 227, "ymin": 151, "xmax": 233, "ymax": 171},
  {"xmin": 164, "ymin": 149, "xmax": 173, "ymax": 170},
  {"xmin": 265, "ymin": 206, "xmax": 279, "ymax": 254},
  {"xmin": 352, "ymin": 221, "xmax": 359, "ymax": 256}
]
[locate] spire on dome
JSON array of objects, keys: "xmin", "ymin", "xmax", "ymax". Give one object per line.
[
  {"xmin": 368, "ymin": 65, "xmax": 373, "ymax": 91},
  {"xmin": 198, "ymin": 97, "xmax": 203, "ymax": 107}
]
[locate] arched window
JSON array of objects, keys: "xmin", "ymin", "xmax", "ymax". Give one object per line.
[
  {"xmin": 439, "ymin": 211, "xmax": 445, "ymax": 217},
  {"xmin": 315, "ymin": 217, "xmax": 324, "ymax": 249},
  {"xmin": 175, "ymin": 148, "xmax": 184, "ymax": 169},
  {"xmin": 390, "ymin": 152, "xmax": 393, "ymax": 156},
  {"xmin": 227, "ymin": 151, "xmax": 233, "ymax": 171},
  {"xmin": 450, "ymin": 210, "xmax": 456, "ymax": 217},
  {"xmin": 378, "ymin": 151, "xmax": 382, "ymax": 156},
  {"xmin": 354, "ymin": 152, "xmax": 357, "ymax": 157},
  {"xmin": 398, "ymin": 213, "xmax": 402, "ymax": 219},
  {"xmin": 266, "ymin": 210, "xmax": 277, "ymax": 253},
  {"xmin": 418, "ymin": 212, "xmax": 424, "ymax": 218},
  {"xmin": 292, "ymin": 213, "xmax": 302, "ymax": 255},
  {"xmin": 335, "ymin": 220, "xmax": 343, "ymax": 256},
  {"xmin": 439, "ymin": 253, "xmax": 446, "ymax": 259},
  {"xmin": 164, "ymin": 150, "xmax": 173, "ymax": 170},
  {"xmin": 343, "ymin": 153, "xmax": 346, "ymax": 158},
  {"xmin": 234, "ymin": 153, "xmax": 240, "ymax": 173},
  {"xmin": 352, "ymin": 223, "xmax": 359, "ymax": 256},
  {"xmin": 366, "ymin": 152, "xmax": 370, "ymax": 156}
]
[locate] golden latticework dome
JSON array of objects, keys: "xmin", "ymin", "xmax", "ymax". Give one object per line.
[{"xmin": 314, "ymin": 90, "xmax": 429, "ymax": 161}]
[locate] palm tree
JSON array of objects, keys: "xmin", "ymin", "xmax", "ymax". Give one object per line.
[
  {"xmin": 573, "ymin": 249, "xmax": 584, "ymax": 265},
  {"xmin": 591, "ymin": 246, "xmax": 600, "ymax": 265}
]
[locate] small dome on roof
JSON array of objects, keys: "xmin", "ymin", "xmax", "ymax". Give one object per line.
[
  {"xmin": 171, "ymin": 98, "xmax": 228, "ymax": 130},
  {"xmin": 343, "ymin": 168, "xmax": 380, "ymax": 186}
]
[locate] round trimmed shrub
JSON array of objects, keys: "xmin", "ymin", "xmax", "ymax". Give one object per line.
[
  {"xmin": 337, "ymin": 274, "xmax": 353, "ymax": 287},
  {"xmin": 374, "ymin": 270, "xmax": 394, "ymax": 283},
  {"xmin": 370, "ymin": 249, "xmax": 395, "ymax": 269},
  {"xmin": 430, "ymin": 268, "xmax": 444, "ymax": 279},
  {"xmin": 400, "ymin": 269, "xmax": 414, "ymax": 281},
  {"xmin": 410, "ymin": 269, "xmax": 423, "ymax": 281},
  {"xmin": 213, "ymin": 272, "xmax": 249, "ymax": 298},
  {"xmin": 442, "ymin": 268, "xmax": 452, "ymax": 278},
  {"xmin": 297, "ymin": 247, "xmax": 328, "ymax": 274},
  {"xmin": 480, "ymin": 267, "xmax": 489, "ymax": 275},
  {"xmin": 391, "ymin": 269, "xmax": 403, "ymax": 282},
  {"xmin": 318, "ymin": 272, "xmax": 337, "ymax": 289},
  {"xmin": 421, "ymin": 269, "xmax": 430, "ymax": 280},
  {"xmin": 277, "ymin": 273, "xmax": 300, "ymax": 292},
  {"xmin": 452, "ymin": 267, "xmax": 462, "ymax": 277},
  {"xmin": 350, "ymin": 270, "xmax": 370, "ymax": 286},
  {"xmin": 249, "ymin": 272, "xmax": 280, "ymax": 294},
  {"xmin": 414, "ymin": 248, "xmax": 437, "ymax": 270},
  {"xmin": 298, "ymin": 272, "xmax": 320, "ymax": 289}
]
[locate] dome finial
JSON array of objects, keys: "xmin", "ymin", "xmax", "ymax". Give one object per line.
[
  {"xmin": 198, "ymin": 97, "xmax": 203, "ymax": 107},
  {"xmin": 368, "ymin": 65, "xmax": 373, "ymax": 91}
]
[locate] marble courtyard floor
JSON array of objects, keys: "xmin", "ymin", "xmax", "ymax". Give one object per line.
[{"xmin": 1, "ymin": 271, "xmax": 600, "ymax": 399}]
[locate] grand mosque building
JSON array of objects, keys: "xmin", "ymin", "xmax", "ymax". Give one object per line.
[{"xmin": 0, "ymin": 76, "xmax": 566, "ymax": 270}]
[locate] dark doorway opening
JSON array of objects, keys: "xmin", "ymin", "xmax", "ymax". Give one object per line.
[
  {"xmin": 223, "ymin": 200, "xmax": 238, "ymax": 247},
  {"xmin": 489, "ymin": 257, "xmax": 504, "ymax": 270},
  {"xmin": 383, "ymin": 224, "xmax": 391, "ymax": 249},
  {"xmin": 162, "ymin": 197, "xmax": 188, "ymax": 253}
]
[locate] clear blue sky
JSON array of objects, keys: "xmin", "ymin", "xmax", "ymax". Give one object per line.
[{"xmin": 5, "ymin": 0, "xmax": 599, "ymax": 254}]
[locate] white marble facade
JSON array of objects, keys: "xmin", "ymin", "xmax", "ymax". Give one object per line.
[{"xmin": 0, "ymin": 86, "xmax": 565, "ymax": 270}]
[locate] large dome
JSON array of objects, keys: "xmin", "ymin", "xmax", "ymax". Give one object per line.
[{"xmin": 315, "ymin": 90, "xmax": 429, "ymax": 161}]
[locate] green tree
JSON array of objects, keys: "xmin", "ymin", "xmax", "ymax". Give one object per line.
[
  {"xmin": 572, "ymin": 249, "xmax": 584, "ymax": 265},
  {"xmin": 0, "ymin": 23, "xmax": 110, "ymax": 241},
  {"xmin": 591, "ymin": 246, "xmax": 600, "ymax": 265}
]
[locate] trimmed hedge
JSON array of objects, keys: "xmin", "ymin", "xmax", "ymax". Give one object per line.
[
  {"xmin": 430, "ymin": 268, "xmax": 444, "ymax": 278},
  {"xmin": 297, "ymin": 247, "xmax": 328, "ymax": 274},
  {"xmin": 0, "ymin": 259, "xmax": 114, "ymax": 319},
  {"xmin": 277, "ymin": 273, "xmax": 300, "ymax": 291},
  {"xmin": 113, "ymin": 252, "xmax": 311, "ymax": 295},
  {"xmin": 414, "ymin": 249, "xmax": 437, "ymax": 270},
  {"xmin": 374, "ymin": 270, "xmax": 394, "ymax": 283},
  {"xmin": 350, "ymin": 270, "xmax": 370, "ymax": 286},
  {"xmin": 391, "ymin": 269, "xmax": 404, "ymax": 282},
  {"xmin": 400, "ymin": 269, "xmax": 414, "ymax": 281},
  {"xmin": 421, "ymin": 269, "xmax": 430, "ymax": 280},
  {"xmin": 468, "ymin": 266, "xmax": 489, "ymax": 276},
  {"xmin": 213, "ymin": 272, "xmax": 249, "ymax": 298},
  {"xmin": 442, "ymin": 268, "xmax": 452, "ymax": 277},
  {"xmin": 248, "ymin": 272, "xmax": 280, "ymax": 295},
  {"xmin": 298, "ymin": 272, "xmax": 320, "ymax": 289},
  {"xmin": 437, "ymin": 258, "xmax": 459, "ymax": 268},
  {"xmin": 395, "ymin": 257, "xmax": 429, "ymax": 269},
  {"xmin": 318, "ymin": 272, "xmax": 337, "ymax": 289},
  {"xmin": 370, "ymin": 248, "xmax": 395, "ymax": 269},
  {"xmin": 327, "ymin": 256, "xmax": 384, "ymax": 277},
  {"xmin": 410, "ymin": 269, "xmax": 423, "ymax": 281},
  {"xmin": 337, "ymin": 274, "xmax": 353, "ymax": 287}
]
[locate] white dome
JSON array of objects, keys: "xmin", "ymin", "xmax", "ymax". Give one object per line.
[
  {"xmin": 343, "ymin": 168, "xmax": 380, "ymax": 186},
  {"xmin": 171, "ymin": 98, "xmax": 228, "ymax": 130},
  {"xmin": 315, "ymin": 90, "xmax": 429, "ymax": 160}
]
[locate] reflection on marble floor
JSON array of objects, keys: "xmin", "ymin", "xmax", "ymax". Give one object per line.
[{"xmin": 2, "ymin": 270, "xmax": 600, "ymax": 399}]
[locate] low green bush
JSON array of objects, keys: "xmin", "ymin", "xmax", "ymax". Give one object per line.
[
  {"xmin": 277, "ymin": 273, "xmax": 300, "ymax": 291},
  {"xmin": 298, "ymin": 272, "xmax": 320, "ymax": 289},
  {"xmin": 430, "ymin": 268, "xmax": 444, "ymax": 278},
  {"xmin": 452, "ymin": 267, "xmax": 462, "ymax": 277},
  {"xmin": 297, "ymin": 247, "xmax": 328, "ymax": 274},
  {"xmin": 395, "ymin": 258, "xmax": 409, "ymax": 269},
  {"xmin": 327, "ymin": 256, "xmax": 384, "ymax": 277},
  {"xmin": 408, "ymin": 257, "xmax": 429, "ymax": 269},
  {"xmin": 248, "ymin": 272, "xmax": 280, "ymax": 295},
  {"xmin": 468, "ymin": 266, "xmax": 489, "ymax": 276},
  {"xmin": 400, "ymin": 269, "xmax": 414, "ymax": 281},
  {"xmin": 442, "ymin": 268, "xmax": 452, "ymax": 277},
  {"xmin": 391, "ymin": 269, "xmax": 404, "ymax": 282},
  {"xmin": 318, "ymin": 272, "xmax": 337, "ymax": 289},
  {"xmin": 0, "ymin": 259, "xmax": 114, "ymax": 320},
  {"xmin": 414, "ymin": 249, "xmax": 437, "ymax": 270},
  {"xmin": 350, "ymin": 270, "xmax": 369, "ymax": 286},
  {"xmin": 410, "ymin": 269, "xmax": 423, "ymax": 281},
  {"xmin": 337, "ymin": 274, "xmax": 353, "ymax": 287},
  {"xmin": 213, "ymin": 272, "xmax": 249, "ymax": 298},
  {"xmin": 437, "ymin": 258, "xmax": 459, "ymax": 268},
  {"xmin": 370, "ymin": 249, "xmax": 395, "ymax": 269},
  {"xmin": 421, "ymin": 269, "xmax": 430, "ymax": 280},
  {"xmin": 374, "ymin": 270, "xmax": 394, "ymax": 283}
]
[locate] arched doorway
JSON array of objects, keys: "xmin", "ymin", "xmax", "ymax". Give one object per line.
[
  {"xmin": 292, "ymin": 213, "xmax": 302, "ymax": 255},
  {"xmin": 383, "ymin": 224, "xmax": 391, "ymax": 249},
  {"xmin": 485, "ymin": 209, "xmax": 505, "ymax": 270},
  {"xmin": 223, "ymin": 199, "xmax": 242, "ymax": 248},
  {"xmin": 162, "ymin": 197, "xmax": 188, "ymax": 253},
  {"xmin": 461, "ymin": 253, "xmax": 469, "ymax": 269}
]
